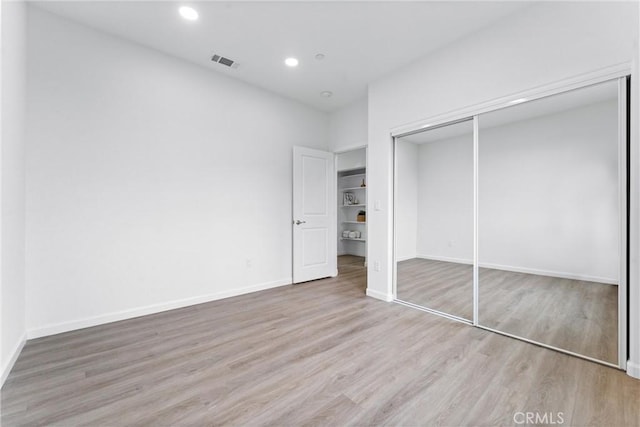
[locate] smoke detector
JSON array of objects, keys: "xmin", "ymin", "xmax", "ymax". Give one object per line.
[{"xmin": 211, "ymin": 54, "xmax": 239, "ymax": 69}]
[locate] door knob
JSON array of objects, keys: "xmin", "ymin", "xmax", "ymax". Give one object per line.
[{"xmin": 294, "ymin": 220, "xmax": 306, "ymax": 225}]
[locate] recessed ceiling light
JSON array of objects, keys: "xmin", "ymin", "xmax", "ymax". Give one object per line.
[
  {"xmin": 320, "ymin": 91, "xmax": 333, "ymax": 98},
  {"xmin": 315, "ymin": 53, "xmax": 325, "ymax": 61},
  {"xmin": 285, "ymin": 57, "xmax": 299, "ymax": 67},
  {"xmin": 510, "ymin": 98, "xmax": 528, "ymax": 105},
  {"xmin": 179, "ymin": 6, "xmax": 199, "ymax": 21}
]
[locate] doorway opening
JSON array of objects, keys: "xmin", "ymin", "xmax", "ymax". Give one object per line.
[{"xmin": 336, "ymin": 148, "xmax": 367, "ymax": 290}]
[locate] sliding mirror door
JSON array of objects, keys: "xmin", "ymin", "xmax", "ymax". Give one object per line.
[
  {"xmin": 395, "ymin": 119, "xmax": 474, "ymax": 321},
  {"xmin": 478, "ymin": 79, "xmax": 625, "ymax": 365}
]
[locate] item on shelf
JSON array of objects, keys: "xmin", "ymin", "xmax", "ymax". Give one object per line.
[
  {"xmin": 343, "ymin": 192, "xmax": 355, "ymax": 206},
  {"xmin": 361, "ymin": 179, "xmax": 366, "ymax": 187},
  {"xmin": 348, "ymin": 231, "xmax": 358, "ymax": 239},
  {"xmin": 342, "ymin": 230, "xmax": 350, "ymax": 238},
  {"xmin": 357, "ymin": 210, "xmax": 366, "ymax": 222}
]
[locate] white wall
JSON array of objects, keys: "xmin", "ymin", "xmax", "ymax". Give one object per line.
[
  {"xmin": 336, "ymin": 148, "xmax": 366, "ymax": 171},
  {"xmin": 394, "ymin": 140, "xmax": 418, "ymax": 261},
  {"xmin": 1, "ymin": 0, "xmax": 27, "ymax": 385},
  {"xmin": 366, "ymin": 1, "xmax": 639, "ymax": 370},
  {"xmin": 409, "ymin": 101, "xmax": 617, "ymax": 283},
  {"xmin": 25, "ymin": 7, "xmax": 329, "ymax": 337},
  {"xmin": 416, "ymin": 134, "xmax": 473, "ymax": 264},
  {"xmin": 479, "ymin": 100, "xmax": 619, "ymax": 282},
  {"xmin": 329, "ymin": 97, "xmax": 368, "ymax": 153}
]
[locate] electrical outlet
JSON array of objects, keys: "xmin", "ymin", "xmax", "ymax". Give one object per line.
[
  {"xmin": 245, "ymin": 258, "xmax": 252, "ymax": 268},
  {"xmin": 374, "ymin": 261, "xmax": 380, "ymax": 272}
]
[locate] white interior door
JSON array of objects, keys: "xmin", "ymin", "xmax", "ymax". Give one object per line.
[{"xmin": 293, "ymin": 146, "xmax": 337, "ymax": 283}]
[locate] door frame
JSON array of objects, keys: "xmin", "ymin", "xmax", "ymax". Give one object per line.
[{"xmin": 334, "ymin": 145, "xmax": 368, "ymax": 268}]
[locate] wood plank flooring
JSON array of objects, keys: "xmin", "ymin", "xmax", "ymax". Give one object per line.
[
  {"xmin": 396, "ymin": 258, "xmax": 474, "ymax": 320},
  {"xmin": 3, "ymin": 255, "xmax": 639, "ymax": 426},
  {"xmin": 397, "ymin": 258, "xmax": 617, "ymax": 364}
]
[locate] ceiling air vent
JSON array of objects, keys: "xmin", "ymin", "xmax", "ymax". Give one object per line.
[{"xmin": 211, "ymin": 54, "xmax": 239, "ymax": 69}]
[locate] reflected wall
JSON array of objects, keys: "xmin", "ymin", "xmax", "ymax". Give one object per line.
[
  {"xmin": 478, "ymin": 80, "xmax": 620, "ymax": 364},
  {"xmin": 395, "ymin": 120, "xmax": 474, "ymax": 321}
]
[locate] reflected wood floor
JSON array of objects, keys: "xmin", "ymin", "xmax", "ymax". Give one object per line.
[
  {"xmin": 397, "ymin": 258, "xmax": 617, "ymax": 364},
  {"xmin": 397, "ymin": 258, "xmax": 474, "ymax": 320},
  {"xmin": 3, "ymin": 256, "xmax": 639, "ymax": 426}
]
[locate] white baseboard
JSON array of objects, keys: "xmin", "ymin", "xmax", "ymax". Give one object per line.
[
  {"xmin": 415, "ymin": 254, "xmax": 617, "ymax": 285},
  {"xmin": 479, "ymin": 262, "xmax": 617, "ymax": 285},
  {"xmin": 417, "ymin": 254, "xmax": 473, "ymax": 265},
  {"xmin": 1, "ymin": 333, "xmax": 27, "ymax": 388},
  {"xmin": 627, "ymin": 360, "xmax": 640, "ymax": 379},
  {"xmin": 396, "ymin": 254, "xmax": 417, "ymax": 262},
  {"xmin": 27, "ymin": 278, "xmax": 292, "ymax": 339},
  {"xmin": 366, "ymin": 288, "xmax": 393, "ymax": 302}
]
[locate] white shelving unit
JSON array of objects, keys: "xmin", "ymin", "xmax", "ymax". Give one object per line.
[{"xmin": 338, "ymin": 167, "xmax": 367, "ymax": 262}]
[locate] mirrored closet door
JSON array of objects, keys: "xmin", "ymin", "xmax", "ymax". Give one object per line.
[
  {"xmin": 477, "ymin": 79, "xmax": 625, "ymax": 365},
  {"xmin": 393, "ymin": 76, "xmax": 628, "ymax": 368},
  {"xmin": 395, "ymin": 119, "xmax": 474, "ymax": 321}
]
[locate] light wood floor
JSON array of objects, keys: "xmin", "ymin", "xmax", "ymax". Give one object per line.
[
  {"xmin": 3, "ymin": 255, "xmax": 639, "ymax": 426},
  {"xmin": 396, "ymin": 258, "xmax": 474, "ymax": 320},
  {"xmin": 397, "ymin": 258, "xmax": 618, "ymax": 364}
]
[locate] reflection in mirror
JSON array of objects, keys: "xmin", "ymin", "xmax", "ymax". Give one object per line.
[
  {"xmin": 478, "ymin": 80, "xmax": 620, "ymax": 364},
  {"xmin": 395, "ymin": 119, "xmax": 474, "ymax": 320}
]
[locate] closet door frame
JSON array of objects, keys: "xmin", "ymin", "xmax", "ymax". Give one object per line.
[
  {"xmin": 390, "ymin": 65, "xmax": 631, "ymax": 370},
  {"xmin": 618, "ymin": 76, "xmax": 629, "ymax": 370}
]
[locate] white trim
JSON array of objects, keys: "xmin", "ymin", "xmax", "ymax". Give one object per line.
[
  {"xmin": 391, "ymin": 137, "xmax": 398, "ymax": 299},
  {"xmin": 473, "ymin": 114, "xmax": 479, "ymax": 326},
  {"xmin": 1, "ymin": 333, "xmax": 26, "ymax": 387},
  {"xmin": 618, "ymin": 76, "xmax": 628, "ymax": 369},
  {"xmin": 416, "ymin": 254, "xmax": 473, "ymax": 265},
  {"xmin": 395, "ymin": 254, "xmax": 417, "ymax": 262},
  {"xmin": 479, "ymin": 262, "xmax": 618, "ymax": 285},
  {"xmin": 390, "ymin": 63, "xmax": 632, "ymax": 138},
  {"xmin": 366, "ymin": 287, "xmax": 394, "ymax": 302},
  {"xmin": 27, "ymin": 278, "xmax": 291, "ymax": 339},
  {"xmin": 627, "ymin": 361, "xmax": 640, "ymax": 379},
  {"xmin": 414, "ymin": 254, "xmax": 617, "ymax": 284}
]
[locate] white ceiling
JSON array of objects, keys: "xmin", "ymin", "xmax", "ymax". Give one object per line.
[{"xmin": 33, "ymin": 1, "xmax": 531, "ymax": 112}]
